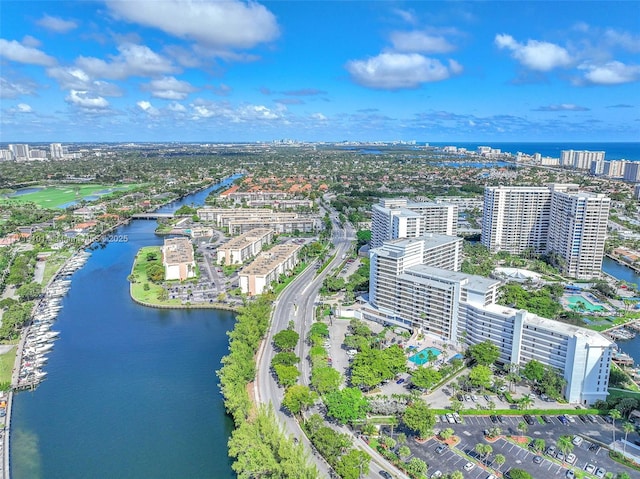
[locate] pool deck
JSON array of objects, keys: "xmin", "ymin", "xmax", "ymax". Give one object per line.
[{"xmin": 561, "ymin": 292, "xmax": 612, "ymax": 313}]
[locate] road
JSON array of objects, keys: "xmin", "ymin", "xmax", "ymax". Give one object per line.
[{"xmin": 255, "ymin": 213, "xmax": 359, "ymax": 477}]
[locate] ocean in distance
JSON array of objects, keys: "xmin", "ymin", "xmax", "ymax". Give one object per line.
[{"xmin": 429, "ymin": 142, "xmax": 640, "ymax": 161}]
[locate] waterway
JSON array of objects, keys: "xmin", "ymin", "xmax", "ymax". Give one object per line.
[
  {"xmin": 10, "ymin": 176, "xmax": 240, "ymax": 479},
  {"xmin": 602, "ymin": 257, "xmax": 640, "ymax": 367}
]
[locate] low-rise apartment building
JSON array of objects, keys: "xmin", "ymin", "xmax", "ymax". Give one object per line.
[
  {"xmin": 238, "ymin": 243, "xmax": 301, "ymax": 296},
  {"xmin": 162, "ymin": 237, "xmax": 196, "ymax": 281},
  {"xmin": 216, "ymin": 228, "xmax": 273, "ymax": 265},
  {"xmin": 197, "ymin": 207, "xmax": 320, "ymax": 234}
]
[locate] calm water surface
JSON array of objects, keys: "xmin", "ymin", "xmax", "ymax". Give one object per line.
[{"xmin": 11, "ymin": 178, "xmax": 239, "ymax": 479}]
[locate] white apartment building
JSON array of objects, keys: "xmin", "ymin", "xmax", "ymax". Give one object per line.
[
  {"xmin": 50, "ymin": 143, "xmax": 65, "ymax": 159},
  {"xmin": 8, "ymin": 144, "xmax": 29, "ymax": 160},
  {"xmin": 371, "ymin": 198, "xmax": 458, "ymax": 248},
  {"xmin": 634, "ymin": 185, "xmax": 640, "ymax": 201},
  {"xmin": 560, "ymin": 150, "xmax": 605, "ymax": 170},
  {"xmin": 364, "ymin": 240, "xmax": 614, "ymax": 404},
  {"xmin": 481, "ymin": 186, "xmax": 552, "ymax": 254},
  {"xmin": 162, "ymin": 237, "xmax": 196, "ymax": 281},
  {"xmin": 369, "ymin": 234, "xmax": 463, "ymax": 317},
  {"xmin": 238, "ymin": 243, "xmax": 301, "ymax": 296},
  {"xmin": 603, "ymin": 160, "xmax": 628, "ymax": 178},
  {"xmin": 482, "ymin": 184, "xmax": 610, "ymax": 279},
  {"xmin": 216, "ymin": 228, "xmax": 273, "ymax": 265},
  {"xmin": 547, "ymin": 188, "xmax": 610, "ymax": 279}
]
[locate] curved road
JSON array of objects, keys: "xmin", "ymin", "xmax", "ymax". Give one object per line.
[{"xmin": 256, "ymin": 213, "xmax": 404, "ymax": 479}]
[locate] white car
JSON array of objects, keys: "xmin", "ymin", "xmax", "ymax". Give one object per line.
[
  {"xmin": 463, "ymin": 462, "xmax": 475, "ymax": 472},
  {"xmin": 572, "ymin": 435, "xmax": 583, "ymax": 446},
  {"xmin": 566, "ymin": 453, "xmax": 576, "ymax": 464},
  {"xmin": 430, "ymin": 472, "xmax": 443, "ymax": 479},
  {"xmin": 584, "ymin": 463, "xmax": 596, "ymax": 474}
]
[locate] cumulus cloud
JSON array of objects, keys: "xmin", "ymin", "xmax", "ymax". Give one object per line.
[
  {"xmin": 46, "ymin": 66, "xmax": 122, "ymax": 96},
  {"xmin": 190, "ymin": 99, "xmax": 286, "ymax": 123},
  {"xmin": 106, "ymin": 0, "xmax": 279, "ymax": 50},
  {"xmin": 0, "ymin": 39, "xmax": 56, "ymax": 66},
  {"xmin": 533, "ymin": 104, "xmax": 590, "ymax": 112},
  {"xmin": 137, "ymin": 100, "xmax": 160, "ymax": 116},
  {"xmin": 144, "ymin": 76, "xmax": 197, "ymax": 100},
  {"xmin": 392, "ymin": 8, "xmax": 417, "ymax": 25},
  {"xmin": 311, "ymin": 113, "xmax": 327, "ymax": 121},
  {"xmin": 65, "ymin": 90, "xmax": 109, "ymax": 109},
  {"xmin": 76, "ymin": 43, "xmax": 176, "ymax": 80},
  {"xmin": 346, "ymin": 53, "xmax": 462, "ymax": 89},
  {"xmin": 390, "ymin": 31, "xmax": 456, "ymax": 54},
  {"xmin": 579, "ymin": 61, "xmax": 640, "ymax": 85},
  {"xmin": 168, "ymin": 102, "xmax": 187, "ymax": 112},
  {"xmin": 36, "ymin": 14, "xmax": 77, "ymax": 33},
  {"xmin": 495, "ymin": 34, "xmax": 572, "ymax": 71},
  {"xmin": 16, "ymin": 103, "xmax": 33, "ymax": 113}
]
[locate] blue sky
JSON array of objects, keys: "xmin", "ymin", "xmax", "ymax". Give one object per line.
[{"xmin": 1, "ymin": 1, "xmax": 639, "ymax": 143}]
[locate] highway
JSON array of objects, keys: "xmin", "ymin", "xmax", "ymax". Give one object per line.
[{"xmin": 255, "ymin": 212, "xmax": 404, "ymax": 479}]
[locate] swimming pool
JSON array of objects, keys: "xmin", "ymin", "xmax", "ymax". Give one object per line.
[
  {"xmin": 566, "ymin": 295, "xmax": 604, "ymax": 312},
  {"xmin": 408, "ymin": 347, "xmax": 442, "ymax": 366}
]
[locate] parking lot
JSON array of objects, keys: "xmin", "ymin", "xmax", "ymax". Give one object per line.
[{"xmin": 401, "ymin": 413, "xmax": 639, "ymax": 478}]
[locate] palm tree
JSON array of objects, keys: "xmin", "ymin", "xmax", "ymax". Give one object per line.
[
  {"xmin": 520, "ymin": 394, "xmax": 534, "ymax": 410},
  {"xmin": 494, "ymin": 454, "xmax": 506, "ymax": 470},
  {"xmin": 610, "ymin": 409, "xmax": 622, "ymax": 443},
  {"xmin": 517, "ymin": 421, "xmax": 528, "ymax": 436},
  {"xmin": 557, "ymin": 435, "xmax": 574, "ymax": 463},
  {"xmin": 488, "ymin": 426, "xmax": 502, "ymax": 439},
  {"xmin": 622, "ymin": 422, "xmax": 634, "ymax": 455}
]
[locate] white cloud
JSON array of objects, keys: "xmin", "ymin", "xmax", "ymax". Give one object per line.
[
  {"xmin": 168, "ymin": 102, "xmax": 187, "ymax": 112},
  {"xmin": 16, "ymin": 103, "xmax": 33, "ymax": 113},
  {"xmin": 21, "ymin": 35, "xmax": 42, "ymax": 48},
  {"xmin": 106, "ymin": 0, "xmax": 279, "ymax": 49},
  {"xmin": 77, "ymin": 43, "xmax": 176, "ymax": 80},
  {"xmin": 533, "ymin": 104, "xmax": 590, "ymax": 112},
  {"xmin": 0, "ymin": 39, "xmax": 56, "ymax": 66},
  {"xmin": 495, "ymin": 34, "xmax": 572, "ymax": 71},
  {"xmin": 36, "ymin": 14, "xmax": 77, "ymax": 33},
  {"xmin": 47, "ymin": 66, "xmax": 122, "ymax": 96},
  {"xmin": 392, "ymin": 8, "xmax": 417, "ymax": 25},
  {"xmin": 580, "ymin": 61, "xmax": 640, "ymax": 85},
  {"xmin": 346, "ymin": 53, "xmax": 461, "ymax": 89},
  {"xmin": 190, "ymin": 99, "xmax": 285, "ymax": 123},
  {"xmin": 144, "ymin": 76, "xmax": 197, "ymax": 100},
  {"xmin": 65, "ymin": 90, "xmax": 109, "ymax": 109},
  {"xmin": 390, "ymin": 31, "xmax": 455, "ymax": 54},
  {"xmin": 0, "ymin": 77, "xmax": 36, "ymax": 98},
  {"xmin": 137, "ymin": 100, "xmax": 160, "ymax": 116},
  {"xmin": 311, "ymin": 113, "xmax": 327, "ymax": 121},
  {"xmin": 604, "ymin": 29, "xmax": 640, "ymax": 53}
]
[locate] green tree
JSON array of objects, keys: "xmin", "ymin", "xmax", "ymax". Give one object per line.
[
  {"xmin": 466, "ymin": 340, "xmax": 500, "ymax": 366},
  {"xmin": 522, "ymin": 359, "xmax": 545, "ymax": 383},
  {"xmin": 449, "ymin": 472, "xmax": 464, "ymax": 479},
  {"xmin": 610, "ymin": 409, "xmax": 622, "ymax": 443},
  {"xmin": 557, "ymin": 435, "xmax": 574, "ymax": 460},
  {"xmin": 311, "ymin": 366, "xmax": 342, "ymax": 394},
  {"xmin": 273, "ymin": 329, "xmax": 300, "ymax": 351},
  {"xmin": 146, "ymin": 262, "xmax": 165, "ymax": 282},
  {"xmin": 16, "ymin": 282, "xmax": 41, "ymax": 301},
  {"xmin": 411, "ymin": 366, "xmax": 442, "ymax": 391},
  {"xmin": 517, "ymin": 421, "xmax": 528, "ymax": 436},
  {"xmin": 468, "ymin": 365, "xmax": 493, "ymax": 390},
  {"xmin": 324, "ymin": 387, "xmax": 369, "ymax": 424},
  {"xmin": 273, "ymin": 364, "xmax": 299, "ymax": 388},
  {"xmin": 532, "ymin": 438, "xmax": 546, "ymax": 453},
  {"xmin": 494, "ymin": 454, "xmax": 505, "ymax": 469},
  {"xmin": 404, "ymin": 457, "xmax": 428, "ymax": 478},
  {"xmin": 398, "ymin": 445, "xmax": 411, "ymax": 458},
  {"xmin": 623, "ymin": 422, "xmax": 635, "ymax": 456},
  {"xmin": 519, "ymin": 394, "xmax": 534, "ymax": 410},
  {"xmin": 402, "ymin": 400, "xmax": 436, "ymax": 439},
  {"xmin": 334, "ymin": 449, "xmax": 370, "ymax": 479},
  {"xmin": 507, "ymin": 469, "xmax": 532, "ymax": 479},
  {"xmin": 282, "ymin": 385, "xmax": 317, "ymax": 415},
  {"xmin": 439, "ymin": 428, "xmax": 454, "ymax": 441},
  {"xmin": 271, "ymin": 352, "xmax": 300, "ymax": 367}
]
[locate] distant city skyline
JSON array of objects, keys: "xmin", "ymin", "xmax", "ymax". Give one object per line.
[{"xmin": 1, "ymin": 1, "xmax": 639, "ymax": 143}]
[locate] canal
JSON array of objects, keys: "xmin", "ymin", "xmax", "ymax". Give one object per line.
[{"xmin": 10, "ymin": 177, "xmax": 239, "ymax": 479}]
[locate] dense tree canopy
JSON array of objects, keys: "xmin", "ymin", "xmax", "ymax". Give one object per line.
[
  {"xmin": 410, "ymin": 366, "xmax": 442, "ymax": 391},
  {"xmin": 466, "ymin": 340, "xmax": 500, "ymax": 366},
  {"xmin": 402, "ymin": 400, "xmax": 436, "ymax": 439},
  {"xmin": 324, "ymin": 387, "xmax": 370, "ymax": 424},
  {"xmin": 273, "ymin": 329, "xmax": 300, "ymax": 351}
]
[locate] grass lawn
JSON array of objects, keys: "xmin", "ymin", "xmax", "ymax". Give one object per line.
[
  {"xmin": 130, "ymin": 246, "xmax": 181, "ymax": 306},
  {"xmin": 42, "ymin": 250, "xmax": 74, "ymax": 284},
  {"xmin": 4, "ymin": 184, "xmax": 141, "ymax": 209},
  {"xmin": 0, "ymin": 345, "xmax": 17, "ymax": 386}
]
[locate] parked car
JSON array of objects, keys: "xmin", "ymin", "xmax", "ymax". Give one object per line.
[
  {"xmin": 396, "ymin": 378, "xmax": 405, "ymax": 384},
  {"xmin": 545, "ymin": 446, "xmax": 556, "ymax": 456},
  {"xmin": 430, "ymin": 472, "xmax": 443, "ymax": 479},
  {"xmin": 566, "ymin": 470, "xmax": 575, "ymax": 479},
  {"xmin": 484, "ymin": 394, "xmax": 490, "ymax": 401},
  {"xmin": 471, "ymin": 394, "xmax": 478, "ymax": 402},
  {"xmin": 490, "ymin": 415, "xmax": 498, "ymax": 423},
  {"xmin": 541, "ymin": 415, "xmax": 552, "ymax": 424},
  {"xmin": 566, "ymin": 453, "xmax": 576, "ymax": 464},
  {"xmin": 379, "ymin": 471, "xmax": 393, "ymax": 479},
  {"xmin": 584, "ymin": 464, "xmax": 596, "ymax": 474},
  {"xmin": 497, "ymin": 415, "xmax": 504, "ymax": 423},
  {"xmin": 595, "ymin": 467, "xmax": 606, "ymax": 478},
  {"xmin": 446, "ymin": 413, "xmax": 455, "ymax": 424},
  {"xmin": 558, "ymin": 415, "xmax": 569, "ymax": 425},
  {"xmin": 463, "ymin": 462, "xmax": 475, "ymax": 472},
  {"xmin": 587, "ymin": 414, "xmax": 598, "ymax": 423},
  {"xmin": 572, "ymin": 435, "xmax": 583, "ymax": 446},
  {"xmin": 435, "ymin": 444, "xmax": 447, "ymax": 455},
  {"xmin": 533, "ymin": 455, "xmax": 543, "ymax": 464},
  {"xmin": 453, "ymin": 412, "xmax": 462, "ymax": 423},
  {"xmin": 524, "ymin": 414, "xmax": 535, "ymax": 425}
]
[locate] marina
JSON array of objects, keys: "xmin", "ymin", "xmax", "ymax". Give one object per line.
[{"xmin": 12, "ymin": 252, "xmax": 90, "ymax": 392}]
